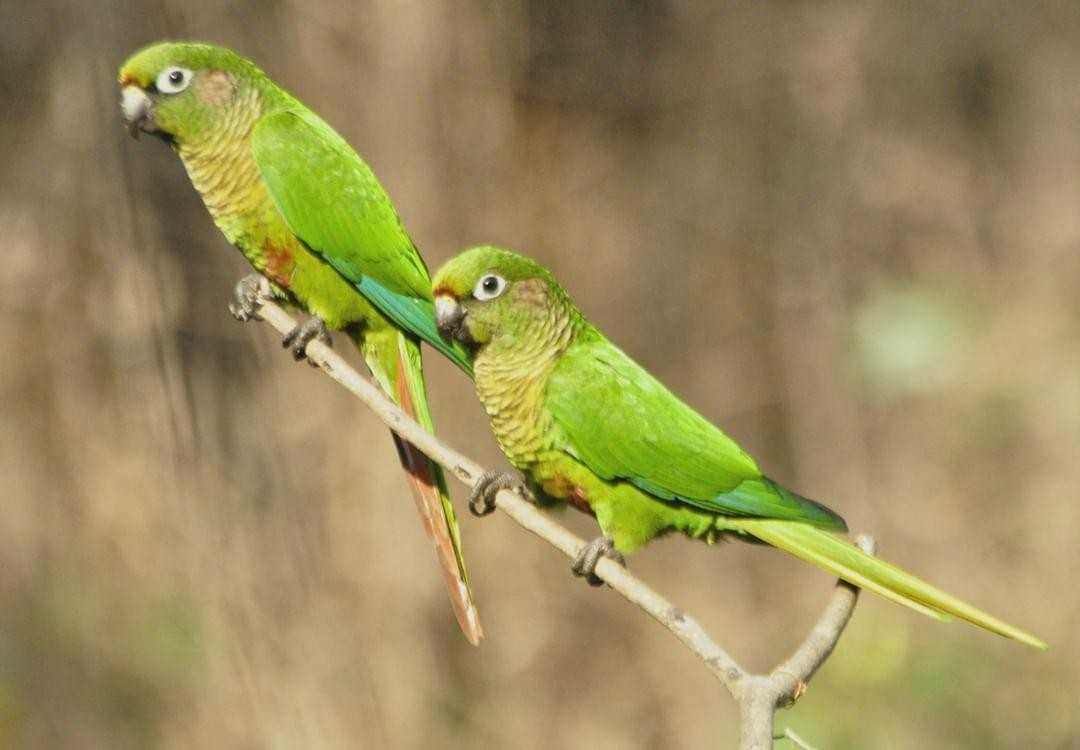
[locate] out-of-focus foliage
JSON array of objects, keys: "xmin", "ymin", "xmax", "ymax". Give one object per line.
[
  {"xmin": 1, "ymin": 2, "xmax": 1077, "ymax": 748},
  {"xmin": 848, "ymin": 284, "xmax": 973, "ymax": 402}
]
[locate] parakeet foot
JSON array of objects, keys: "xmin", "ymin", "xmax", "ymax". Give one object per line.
[
  {"xmin": 469, "ymin": 469, "xmax": 531, "ymax": 517},
  {"xmin": 282, "ymin": 316, "xmax": 332, "ymax": 363},
  {"xmin": 572, "ymin": 535, "xmax": 626, "ymax": 586},
  {"xmin": 229, "ymin": 273, "xmax": 273, "ymax": 322}
]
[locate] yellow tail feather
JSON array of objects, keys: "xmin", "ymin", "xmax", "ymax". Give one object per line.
[{"xmin": 732, "ymin": 518, "xmax": 1047, "ymax": 650}]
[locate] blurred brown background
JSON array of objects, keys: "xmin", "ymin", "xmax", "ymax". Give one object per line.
[{"xmin": 2, "ymin": 1, "xmax": 1078, "ymax": 748}]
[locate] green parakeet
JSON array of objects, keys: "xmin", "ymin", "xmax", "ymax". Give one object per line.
[
  {"xmin": 432, "ymin": 245, "xmax": 1046, "ymax": 650},
  {"xmin": 119, "ymin": 41, "xmax": 481, "ymax": 644}
]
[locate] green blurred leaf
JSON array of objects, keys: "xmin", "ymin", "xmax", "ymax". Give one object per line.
[{"xmin": 848, "ymin": 285, "xmax": 973, "ymax": 402}]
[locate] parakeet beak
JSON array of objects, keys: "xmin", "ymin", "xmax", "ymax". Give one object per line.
[
  {"xmin": 435, "ymin": 295, "xmax": 465, "ymax": 342},
  {"xmin": 121, "ymin": 85, "xmax": 153, "ymax": 139}
]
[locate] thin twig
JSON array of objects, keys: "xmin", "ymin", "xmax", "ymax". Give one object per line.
[
  {"xmin": 777, "ymin": 536, "xmax": 877, "ymax": 692},
  {"xmin": 783, "ymin": 727, "xmax": 820, "ymax": 750},
  {"xmin": 250, "ymin": 297, "xmax": 872, "ymax": 748},
  {"xmin": 739, "ymin": 535, "xmax": 875, "ymax": 749}
]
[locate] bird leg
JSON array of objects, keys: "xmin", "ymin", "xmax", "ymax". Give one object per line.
[
  {"xmin": 282, "ymin": 316, "xmax": 332, "ymax": 364},
  {"xmin": 468, "ymin": 469, "xmax": 532, "ymax": 517},
  {"xmin": 229, "ymin": 273, "xmax": 273, "ymax": 322},
  {"xmin": 572, "ymin": 535, "xmax": 626, "ymax": 587}
]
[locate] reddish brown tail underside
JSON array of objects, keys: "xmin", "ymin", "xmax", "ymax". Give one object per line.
[{"xmin": 394, "ymin": 355, "xmax": 483, "ymax": 645}]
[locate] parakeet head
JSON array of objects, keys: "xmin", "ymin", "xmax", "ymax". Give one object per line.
[
  {"xmin": 433, "ymin": 245, "xmax": 573, "ymax": 351},
  {"xmin": 118, "ymin": 41, "xmax": 274, "ymax": 144}
]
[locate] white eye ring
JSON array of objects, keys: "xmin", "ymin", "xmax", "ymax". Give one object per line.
[
  {"xmin": 156, "ymin": 66, "xmax": 193, "ymax": 94},
  {"xmin": 473, "ymin": 273, "xmax": 507, "ymax": 301}
]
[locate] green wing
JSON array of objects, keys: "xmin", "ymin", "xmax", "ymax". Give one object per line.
[
  {"xmin": 251, "ymin": 110, "xmax": 472, "ymax": 373},
  {"xmin": 546, "ymin": 337, "xmax": 846, "ymax": 529}
]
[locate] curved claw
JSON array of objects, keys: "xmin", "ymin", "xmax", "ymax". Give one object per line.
[
  {"xmin": 468, "ymin": 469, "xmax": 531, "ymax": 517},
  {"xmin": 282, "ymin": 316, "xmax": 332, "ymax": 364},
  {"xmin": 572, "ymin": 535, "xmax": 625, "ymax": 587},
  {"xmin": 229, "ymin": 274, "xmax": 273, "ymax": 322}
]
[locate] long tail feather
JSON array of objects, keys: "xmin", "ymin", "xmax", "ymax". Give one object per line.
[
  {"xmin": 393, "ymin": 338, "xmax": 482, "ymax": 645},
  {"xmin": 731, "ymin": 518, "xmax": 1047, "ymax": 650}
]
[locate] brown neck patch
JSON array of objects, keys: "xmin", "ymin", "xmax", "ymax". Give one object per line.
[
  {"xmin": 196, "ymin": 70, "xmax": 237, "ymax": 106},
  {"xmin": 511, "ymin": 278, "xmax": 549, "ymax": 309}
]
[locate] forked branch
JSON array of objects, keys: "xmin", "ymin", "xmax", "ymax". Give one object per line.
[{"xmin": 250, "ymin": 297, "xmax": 873, "ymax": 749}]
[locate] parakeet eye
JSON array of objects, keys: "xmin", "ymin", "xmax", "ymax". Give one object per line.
[
  {"xmin": 473, "ymin": 274, "xmax": 507, "ymax": 301},
  {"xmin": 156, "ymin": 66, "xmax": 193, "ymax": 94}
]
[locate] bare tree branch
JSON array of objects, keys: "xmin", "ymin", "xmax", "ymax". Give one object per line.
[
  {"xmin": 250, "ymin": 297, "xmax": 874, "ymax": 749},
  {"xmin": 739, "ymin": 535, "xmax": 875, "ymax": 749}
]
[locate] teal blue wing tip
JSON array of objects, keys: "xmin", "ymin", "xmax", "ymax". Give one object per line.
[
  {"xmin": 709, "ymin": 477, "xmax": 848, "ymax": 530},
  {"xmin": 356, "ymin": 276, "xmax": 474, "ymax": 376},
  {"xmin": 763, "ymin": 476, "xmax": 848, "ymax": 531},
  {"xmin": 823, "ymin": 511, "xmax": 849, "ymax": 533}
]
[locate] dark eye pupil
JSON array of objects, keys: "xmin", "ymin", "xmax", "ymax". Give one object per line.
[
  {"xmin": 169, "ymin": 70, "xmax": 184, "ymax": 84},
  {"xmin": 483, "ymin": 277, "xmax": 498, "ymax": 292}
]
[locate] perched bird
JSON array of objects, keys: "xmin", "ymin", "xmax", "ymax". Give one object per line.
[
  {"xmin": 119, "ymin": 41, "xmax": 481, "ymax": 644},
  {"xmin": 432, "ymin": 245, "xmax": 1046, "ymax": 650}
]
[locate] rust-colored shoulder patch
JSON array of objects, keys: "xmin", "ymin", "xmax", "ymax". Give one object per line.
[
  {"xmin": 260, "ymin": 238, "xmax": 296, "ymax": 288},
  {"xmin": 544, "ymin": 473, "xmax": 596, "ymax": 517},
  {"xmin": 196, "ymin": 70, "xmax": 237, "ymax": 106}
]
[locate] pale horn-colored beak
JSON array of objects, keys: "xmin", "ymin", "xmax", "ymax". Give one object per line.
[
  {"xmin": 435, "ymin": 295, "xmax": 465, "ymax": 341},
  {"xmin": 121, "ymin": 85, "xmax": 152, "ymax": 139}
]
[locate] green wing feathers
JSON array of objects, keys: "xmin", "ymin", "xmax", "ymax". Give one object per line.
[
  {"xmin": 251, "ymin": 110, "xmax": 430, "ymax": 298},
  {"xmin": 547, "ymin": 341, "xmax": 846, "ymax": 529},
  {"xmin": 732, "ymin": 518, "xmax": 1048, "ymax": 650},
  {"xmin": 251, "ymin": 111, "xmax": 472, "ymax": 371}
]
